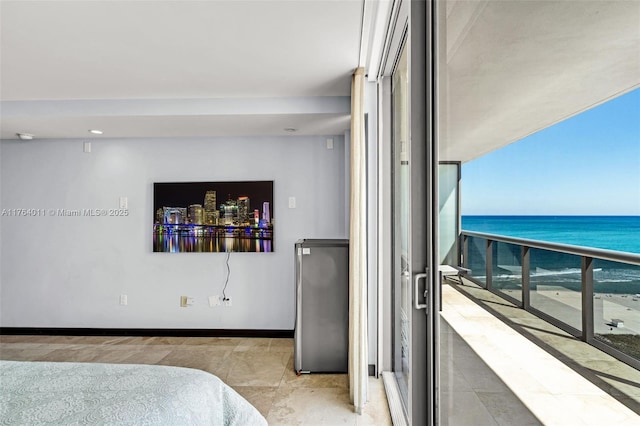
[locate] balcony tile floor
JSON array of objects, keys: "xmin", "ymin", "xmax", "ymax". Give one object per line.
[{"xmin": 443, "ymin": 279, "xmax": 640, "ymax": 425}]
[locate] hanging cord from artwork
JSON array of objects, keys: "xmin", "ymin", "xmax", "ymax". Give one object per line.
[{"xmin": 222, "ymin": 250, "xmax": 231, "ymax": 301}]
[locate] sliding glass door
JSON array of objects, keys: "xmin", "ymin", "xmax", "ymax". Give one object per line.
[
  {"xmin": 387, "ymin": 1, "xmax": 438, "ymax": 424},
  {"xmin": 391, "ymin": 37, "xmax": 412, "ymax": 410}
]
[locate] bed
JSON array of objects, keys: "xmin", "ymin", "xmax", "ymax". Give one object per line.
[{"xmin": 0, "ymin": 360, "xmax": 267, "ymax": 425}]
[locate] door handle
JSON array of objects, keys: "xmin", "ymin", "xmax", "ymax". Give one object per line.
[{"xmin": 414, "ymin": 272, "xmax": 428, "ymax": 310}]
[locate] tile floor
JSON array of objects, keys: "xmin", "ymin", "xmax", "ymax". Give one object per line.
[
  {"xmin": 3, "ymin": 282, "xmax": 640, "ymax": 425},
  {"xmin": 443, "ymin": 280, "xmax": 640, "ymax": 425},
  {"xmin": 0, "ymin": 335, "xmax": 392, "ymax": 425},
  {"xmin": 440, "ymin": 318, "xmax": 542, "ymax": 425}
]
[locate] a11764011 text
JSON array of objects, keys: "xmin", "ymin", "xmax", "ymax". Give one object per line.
[{"xmin": 0, "ymin": 208, "xmax": 129, "ymax": 217}]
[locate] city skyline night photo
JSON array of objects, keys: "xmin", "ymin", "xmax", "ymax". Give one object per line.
[{"xmin": 153, "ymin": 180, "xmax": 274, "ymax": 253}]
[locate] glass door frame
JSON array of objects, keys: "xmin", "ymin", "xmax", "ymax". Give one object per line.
[{"xmin": 381, "ymin": 0, "xmax": 439, "ymax": 425}]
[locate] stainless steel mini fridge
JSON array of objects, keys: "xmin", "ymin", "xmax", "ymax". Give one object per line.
[{"xmin": 294, "ymin": 239, "xmax": 349, "ymax": 374}]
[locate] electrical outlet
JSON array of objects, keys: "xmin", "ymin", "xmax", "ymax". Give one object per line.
[
  {"xmin": 209, "ymin": 295, "xmax": 221, "ymax": 307},
  {"xmin": 224, "ymin": 297, "xmax": 232, "ymax": 307},
  {"xmin": 119, "ymin": 294, "xmax": 127, "ymax": 305},
  {"xmin": 326, "ymin": 138, "xmax": 334, "ymax": 149},
  {"xmin": 180, "ymin": 296, "xmax": 194, "ymax": 307}
]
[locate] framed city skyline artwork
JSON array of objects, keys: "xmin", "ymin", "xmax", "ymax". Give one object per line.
[{"xmin": 153, "ymin": 181, "xmax": 274, "ymax": 253}]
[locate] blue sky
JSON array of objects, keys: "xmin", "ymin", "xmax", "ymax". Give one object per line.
[{"xmin": 461, "ymin": 88, "xmax": 640, "ymax": 216}]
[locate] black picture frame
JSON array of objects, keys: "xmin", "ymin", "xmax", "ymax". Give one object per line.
[{"xmin": 153, "ymin": 181, "xmax": 274, "ymax": 253}]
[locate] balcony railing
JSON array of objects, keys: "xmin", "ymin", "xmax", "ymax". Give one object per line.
[{"xmin": 461, "ymin": 230, "xmax": 640, "ymax": 369}]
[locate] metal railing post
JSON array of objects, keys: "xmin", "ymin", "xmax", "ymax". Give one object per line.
[
  {"xmin": 582, "ymin": 256, "xmax": 594, "ymax": 343},
  {"xmin": 486, "ymin": 239, "xmax": 493, "ymax": 291},
  {"xmin": 462, "ymin": 234, "xmax": 468, "ymax": 269},
  {"xmin": 522, "ymin": 246, "xmax": 530, "ymax": 310}
]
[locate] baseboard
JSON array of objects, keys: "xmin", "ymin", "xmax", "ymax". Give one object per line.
[{"xmin": 0, "ymin": 327, "xmax": 294, "ymax": 339}]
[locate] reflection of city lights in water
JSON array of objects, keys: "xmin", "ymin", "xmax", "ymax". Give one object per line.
[
  {"xmin": 224, "ymin": 236, "xmax": 235, "ymax": 252},
  {"xmin": 169, "ymin": 234, "xmax": 179, "ymax": 253},
  {"xmin": 153, "ymin": 234, "xmax": 273, "ymax": 252}
]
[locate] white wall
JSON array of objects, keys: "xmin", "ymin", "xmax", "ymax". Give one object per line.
[{"xmin": 0, "ymin": 136, "xmax": 347, "ymax": 329}]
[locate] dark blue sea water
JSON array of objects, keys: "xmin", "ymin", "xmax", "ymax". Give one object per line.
[{"xmin": 462, "ymin": 216, "xmax": 640, "ymax": 254}]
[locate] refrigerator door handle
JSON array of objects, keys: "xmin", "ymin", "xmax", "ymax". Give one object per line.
[{"xmin": 414, "ymin": 271, "xmax": 428, "ymax": 311}]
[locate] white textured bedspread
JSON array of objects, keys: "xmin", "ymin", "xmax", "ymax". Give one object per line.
[{"xmin": 0, "ymin": 360, "xmax": 267, "ymax": 426}]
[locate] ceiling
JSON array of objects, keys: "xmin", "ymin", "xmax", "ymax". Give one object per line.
[
  {"xmin": 0, "ymin": 0, "xmax": 362, "ymax": 139},
  {"xmin": 442, "ymin": 0, "xmax": 640, "ymax": 161},
  {"xmin": 1, "ymin": 0, "xmax": 638, "ymax": 163}
]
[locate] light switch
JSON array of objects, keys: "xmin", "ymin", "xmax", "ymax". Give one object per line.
[
  {"xmin": 288, "ymin": 197, "xmax": 296, "ymax": 208},
  {"xmin": 327, "ymin": 138, "xmax": 334, "ymax": 149},
  {"xmin": 83, "ymin": 142, "xmax": 91, "ymax": 153}
]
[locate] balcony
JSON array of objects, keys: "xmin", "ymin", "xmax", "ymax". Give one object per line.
[
  {"xmin": 437, "ymin": 230, "xmax": 640, "ymax": 423},
  {"xmin": 461, "ymin": 230, "xmax": 640, "ymax": 369}
]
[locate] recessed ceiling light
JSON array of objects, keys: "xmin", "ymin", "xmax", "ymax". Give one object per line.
[
  {"xmin": 284, "ymin": 128, "xmax": 297, "ymax": 133},
  {"xmin": 16, "ymin": 133, "xmax": 34, "ymax": 140},
  {"xmin": 89, "ymin": 129, "xmax": 103, "ymax": 135}
]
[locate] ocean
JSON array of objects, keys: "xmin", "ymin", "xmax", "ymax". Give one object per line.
[{"xmin": 461, "ymin": 216, "xmax": 640, "ymax": 255}]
